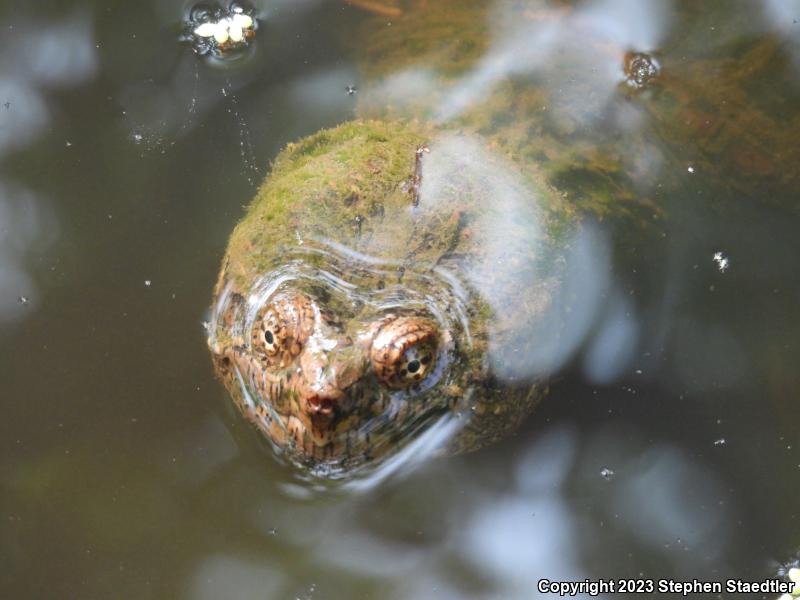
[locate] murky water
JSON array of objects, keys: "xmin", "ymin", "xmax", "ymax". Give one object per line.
[{"xmin": 2, "ymin": 1, "xmax": 800, "ymax": 598}]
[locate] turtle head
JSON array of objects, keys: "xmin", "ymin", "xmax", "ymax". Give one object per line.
[
  {"xmin": 207, "ymin": 121, "xmax": 566, "ymax": 477},
  {"xmin": 208, "ymin": 267, "xmax": 461, "ymax": 474}
]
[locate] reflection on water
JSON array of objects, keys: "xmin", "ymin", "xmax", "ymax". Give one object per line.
[
  {"xmin": 581, "ymin": 288, "xmax": 638, "ymax": 384},
  {"xmin": 2, "ymin": 0, "xmax": 800, "ymax": 598},
  {"xmin": 0, "ymin": 11, "xmax": 96, "ymax": 158},
  {"xmin": 0, "ymin": 10, "xmax": 94, "ymax": 327},
  {"xmin": 0, "ymin": 181, "xmax": 58, "ymax": 323},
  {"xmin": 436, "ymin": 0, "xmax": 671, "ymax": 122}
]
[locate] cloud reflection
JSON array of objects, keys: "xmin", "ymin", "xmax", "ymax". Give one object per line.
[
  {"xmin": 415, "ymin": 132, "xmax": 613, "ymax": 384},
  {"xmin": 761, "ymin": 0, "xmax": 800, "ymax": 74},
  {"xmin": 437, "ymin": 0, "xmax": 673, "ymax": 124},
  {"xmin": 0, "ymin": 78, "xmax": 49, "ymax": 159},
  {"xmin": 460, "ymin": 428, "xmax": 598, "ymax": 600},
  {"xmin": 0, "ymin": 181, "xmax": 58, "ymax": 324},
  {"xmin": 456, "ymin": 425, "xmax": 734, "ymax": 596},
  {"xmin": 582, "ymin": 289, "xmax": 639, "ymax": 384},
  {"xmin": 14, "ymin": 12, "xmax": 97, "ymax": 88},
  {"xmin": 610, "ymin": 445, "xmax": 729, "ymax": 563},
  {"xmin": 0, "ymin": 12, "xmax": 97, "ymax": 159},
  {"xmin": 0, "ymin": 12, "xmax": 94, "ymax": 327},
  {"xmin": 189, "ymin": 554, "xmax": 284, "ymax": 600}
]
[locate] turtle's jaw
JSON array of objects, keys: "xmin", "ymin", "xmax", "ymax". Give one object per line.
[{"xmin": 215, "ymin": 333, "xmax": 377, "ymax": 461}]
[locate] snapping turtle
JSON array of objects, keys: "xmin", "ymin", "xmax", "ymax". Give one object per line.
[
  {"xmin": 207, "ymin": 0, "xmax": 799, "ymax": 476},
  {"xmin": 208, "ymin": 118, "xmax": 576, "ymax": 475}
]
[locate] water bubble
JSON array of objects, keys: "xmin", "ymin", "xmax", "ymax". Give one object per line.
[
  {"xmin": 189, "ymin": 3, "xmax": 215, "ymax": 23},
  {"xmin": 17, "ymin": 295, "xmax": 29, "ymax": 305},
  {"xmin": 346, "ymin": 85, "xmax": 357, "ymax": 96},
  {"xmin": 600, "ymin": 467, "xmax": 615, "ymax": 480}
]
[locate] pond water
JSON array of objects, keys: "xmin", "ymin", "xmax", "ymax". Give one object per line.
[{"xmin": 2, "ymin": 0, "xmax": 800, "ymax": 598}]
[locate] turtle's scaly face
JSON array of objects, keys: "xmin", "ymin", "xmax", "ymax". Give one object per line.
[{"xmin": 208, "ymin": 270, "xmax": 461, "ymax": 473}]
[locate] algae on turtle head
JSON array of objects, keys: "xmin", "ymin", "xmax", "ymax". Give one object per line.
[{"xmin": 207, "ymin": 116, "xmax": 592, "ymax": 476}]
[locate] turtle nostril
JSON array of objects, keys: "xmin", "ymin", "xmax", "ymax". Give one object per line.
[{"xmin": 307, "ymin": 394, "xmax": 336, "ymax": 415}]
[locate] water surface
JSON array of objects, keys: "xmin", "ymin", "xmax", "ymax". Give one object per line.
[{"xmin": 2, "ymin": 1, "xmax": 800, "ymax": 598}]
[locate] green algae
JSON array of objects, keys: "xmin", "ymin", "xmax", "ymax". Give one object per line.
[{"xmin": 222, "ymin": 119, "xmax": 432, "ymax": 289}]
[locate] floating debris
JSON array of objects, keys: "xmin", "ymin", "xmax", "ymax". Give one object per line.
[
  {"xmin": 600, "ymin": 467, "xmax": 615, "ymax": 481},
  {"xmin": 713, "ymin": 251, "xmax": 729, "ymax": 273},
  {"xmin": 777, "ymin": 567, "xmax": 800, "ymax": 599},
  {"xmin": 714, "ymin": 438, "xmax": 726, "ymax": 446},
  {"xmin": 346, "ymin": 85, "xmax": 357, "ymax": 96},
  {"xmin": 624, "ymin": 51, "xmax": 660, "ymax": 88},
  {"xmin": 17, "ymin": 295, "xmax": 29, "ymax": 305},
  {"xmin": 295, "ymin": 582, "xmax": 317, "ymax": 600},
  {"xmin": 144, "ymin": 280, "xmax": 152, "ymax": 287},
  {"xmin": 183, "ymin": 3, "xmax": 257, "ymax": 57},
  {"xmin": 687, "ymin": 165, "xmax": 695, "ymax": 173},
  {"xmin": 346, "ymin": 0, "xmax": 402, "ymax": 17}
]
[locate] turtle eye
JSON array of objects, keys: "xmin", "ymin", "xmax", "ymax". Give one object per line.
[
  {"xmin": 259, "ymin": 312, "xmax": 282, "ymax": 357},
  {"xmin": 370, "ymin": 316, "xmax": 438, "ymax": 389},
  {"xmin": 252, "ymin": 293, "xmax": 314, "ymax": 367},
  {"xmin": 396, "ymin": 340, "xmax": 436, "ymax": 384}
]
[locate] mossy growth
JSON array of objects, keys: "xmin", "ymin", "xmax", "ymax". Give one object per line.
[
  {"xmin": 222, "ymin": 119, "xmax": 432, "ymax": 289},
  {"xmin": 219, "ymin": 115, "xmax": 578, "ymax": 301}
]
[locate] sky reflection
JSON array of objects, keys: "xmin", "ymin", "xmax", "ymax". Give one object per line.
[
  {"xmin": 0, "ymin": 12, "xmax": 96, "ymax": 158},
  {"xmin": 277, "ymin": 423, "xmax": 739, "ymax": 598},
  {"xmin": 0, "ymin": 11, "xmax": 96, "ymax": 327},
  {"xmin": 189, "ymin": 554, "xmax": 284, "ymax": 600},
  {"xmin": 762, "ymin": 0, "xmax": 800, "ymax": 74},
  {"xmin": 460, "ymin": 428, "xmax": 591, "ymax": 599},
  {"xmin": 582, "ymin": 289, "xmax": 639, "ymax": 384},
  {"xmin": 437, "ymin": 0, "xmax": 673, "ymax": 124},
  {"xmin": 0, "ymin": 181, "xmax": 58, "ymax": 325}
]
